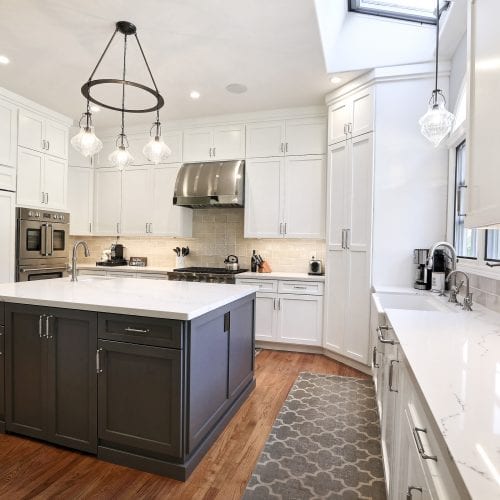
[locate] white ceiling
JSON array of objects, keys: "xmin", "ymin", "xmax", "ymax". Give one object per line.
[{"xmin": 0, "ymin": 0, "xmax": 336, "ymax": 127}]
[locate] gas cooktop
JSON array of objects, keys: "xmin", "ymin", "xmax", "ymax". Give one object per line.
[{"xmin": 172, "ymin": 267, "xmax": 248, "ymax": 275}]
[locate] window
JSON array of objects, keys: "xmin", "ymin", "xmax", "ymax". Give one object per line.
[
  {"xmin": 485, "ymin": 231, "xmax": 500, "ymax": 261},
  {"xmin": 348, "ymin": 0, "xmax": 446, "ymax": 24},
  {"xmin": 454, "ymin": 141, "xmax": 478, "ymax": 259}
]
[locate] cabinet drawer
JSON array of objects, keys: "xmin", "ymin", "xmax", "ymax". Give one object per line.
[
  {"xmin": 98, "ymin": 314, "xmax": 183, "ymax": 349},
  {"xmin": 278, "ymin": 280, "xmax": 324, "ymax": 295},
  {"xmin": 236, "ymin": 279, "xmax": 278, "ymax": 293},
  {"xmin": 136, "ymin": 273, "xmax": 168, "ymax": 280}
]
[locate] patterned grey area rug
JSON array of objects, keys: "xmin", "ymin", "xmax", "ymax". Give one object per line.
[{"xmin": 244, "ymin": 372, "xmax": 386, "ymax": 500}]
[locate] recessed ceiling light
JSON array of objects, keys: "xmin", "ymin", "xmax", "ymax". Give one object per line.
[
  {"xmin": 190, "ymin": 90, "xmax": 200, "ymax": 100},
  {"xmin": 226, "ymin": 83, "xmax": 247, "ymax": 94},
  {"xmin": 0, "ymin": 55, "xmax": 10, "ymax": 65},
  {"xmin": 90, "ymin": 104, "xmax": 100, "ymax": 113},
  {"xmin": 330, "ymin": 76, "xmax": 342, "ymax": 84}
]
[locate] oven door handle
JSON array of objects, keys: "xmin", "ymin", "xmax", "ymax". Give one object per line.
[
  {"xmin": 19, "ymin": 266, "xmax": 69, "ymax": 273},
  {"xmin": 41, "ymin": 223, "xmax": 47, "ymax": 256},
  {"xmin": 48, "ymin": 224, "xmax": 54, "ymax": 256}
]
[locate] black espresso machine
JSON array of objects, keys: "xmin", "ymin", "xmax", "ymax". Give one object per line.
[{"xmin": 413, "ymin": 248, "xmax": 431, "ymax": 290}]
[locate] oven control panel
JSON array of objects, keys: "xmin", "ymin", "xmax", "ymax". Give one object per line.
[{"xmin": 18, "ymin": 207, "xmax": 70, "ymax": 223}]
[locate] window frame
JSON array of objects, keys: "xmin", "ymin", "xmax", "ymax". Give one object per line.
[{"xmin": 484, "ymin": 231, "xmax": 500, "ymax": 263}]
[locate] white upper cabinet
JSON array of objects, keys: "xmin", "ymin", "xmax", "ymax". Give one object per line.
[
  {"xmin": 0, "ymin": 98, "xmax": 17, "ymax": 169},
  {"xmin": 282, "ymin": 155, "xmax": 326, "ymax": 238},
  {"xmin": 93, "ymin": 168, "xmax": 122, "ymax": 235},
  {"xmin": 121, "ymin": 166, "xmax": 151, "ymax": 235},
  {"xmin": 246, "ymin": 117, "xmax": 326, "ymax": 158},
  {"xmin": 466, "ymin": 0, "xmax": 500, "ymax": 228},
  {"xmin": 183, "ymin": 124, "xmax": 245, "ymax": 162},
  {"xmin": 43, "ymin": 155, "xmax": 67, "ymax": 210},
  {"xmin": 328, "ymin": 88, "xmax": 373, "ymax": 145},
  {"xmin": 67, "ymin": 166, "xmax": 93, "ymax": 236},
  {"xmin": 244, "ymin": 155, "xmax": 326, "ymax": 239},
  {"xmin": 18, "ymin": 109, "xmax": 68, "ymax": 159},
  {"xmin": 163, "ymin": 130, "xmax": 183, "ymax": 164}
]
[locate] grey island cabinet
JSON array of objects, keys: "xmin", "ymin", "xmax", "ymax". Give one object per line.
[{"xmin": 0, "ymin": 278, "xmax": 256, "ymax": 480}]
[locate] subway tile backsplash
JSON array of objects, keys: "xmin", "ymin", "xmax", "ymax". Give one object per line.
[
  {"xmin": 460, "ymin": 273, "xmax": 500, "ymax": 314},
  {"xmin": 70, "ymin": 208, "xmax": 326, "ymax": 273}
]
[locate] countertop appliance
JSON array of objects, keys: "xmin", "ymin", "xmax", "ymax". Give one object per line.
[
  {"xmin": 224, "ymin": 254, "xmax": 240, "ymax": 271},
  {"xmin": 173, "ymin": 160, "xmax": 244, "ymax": 208},
  {"xmin": 413, "ymin": 248, "xmax": 431, "ymax": 290},
  {"xmin": 97, "ymin": 243, "xmax": 127, "ymax": 266},
  {"xmin": 308, "ymin": 257, "xmax": 323, "ymax": 276},
  {"xmin": 16, "ymin": 207, "xmax": 70, "ymax": 281},
  {"xmin": 167, "ymin": 267, "xmax": 248, "ymax": 284}
]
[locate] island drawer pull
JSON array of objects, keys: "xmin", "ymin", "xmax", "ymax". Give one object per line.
[
  {"xmin": 293, "ymin": 285, "xmax": 307, "ymax": 289},
  {"xmin": 39, "ymin": 314, "xmax": 45, "ymax": 338},
  {"xmin": 412, "ymin": 427, "xmax": 437, "ymax": 462},
  {"xmin": 372, "ymin": 346, "xmax": 379, "ymax": 368},
  {"xmin": 388, "ymin": 359, "xmax": 398, "ymax": 392},
  {"xmin": 124, "ymin": 327, "xmax": 151, "ymax": 334},
  {"xmin": 45, "ymin": 315, "xmax": 54, "ymax": 339},
  {"xmin": 377, "ymin": 326, "xmax": 397, "ymax": 345},
  {"xmin": 96, "ymin": 348, "xmax": 103, "ymax": 373}
]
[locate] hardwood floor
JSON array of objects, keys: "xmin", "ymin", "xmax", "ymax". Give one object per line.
[{"xmin": 0, "ymin": 350, "xmax": 368, "ymax": 499}]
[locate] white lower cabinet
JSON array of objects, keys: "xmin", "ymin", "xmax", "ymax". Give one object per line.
[
  {"xmin": 78, "ymin": 269, "xmax": 168, "ymax": 280},
  {"xmin": 236, "ymin": 278, "xmax": 324, "ymax": 346},
  {"xmin": 0, "ymin": 190, "xmax": 15, "ymax": 283},
  {"xmin": 67, "ymin": 166, "xmax": 93, "ymax": 235}
]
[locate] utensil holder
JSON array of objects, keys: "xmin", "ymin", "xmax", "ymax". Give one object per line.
[{"xmin": 175, "ymin": 256, "xmax": 185, "ymax": 269}]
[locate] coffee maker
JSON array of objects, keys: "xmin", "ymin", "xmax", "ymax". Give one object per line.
[
  {"xmin": 110, "ymin": 243, "xmax": 126, "ymax": 265},
  {"xmin": 414, "ymin": 249, "xmax": 431, "ymax": 290}
]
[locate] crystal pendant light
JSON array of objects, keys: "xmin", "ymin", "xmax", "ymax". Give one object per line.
[
  {"xmin": 142, "ymin": 116, "xmax": 171, "ymax": 164},
  {"xmin": 109, "ymin": 134, "xmax": 134, "ymax": 170},
  {"xmin": 419, "ymin": 0, "xmax": 454, "ymax": 147},
  {"xmin": 70, "ymin": 104, "xmax": 103, "ymax": 157}
]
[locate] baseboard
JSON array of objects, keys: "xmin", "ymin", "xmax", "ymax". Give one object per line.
[{"xmin": 255, "ymin": 341, "xmax": 372, "ymax": 376}]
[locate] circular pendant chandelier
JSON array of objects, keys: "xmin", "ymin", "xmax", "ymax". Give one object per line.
[{"xmin": 71, "ymin": 21, "xmax": 171, "ymax": 168}]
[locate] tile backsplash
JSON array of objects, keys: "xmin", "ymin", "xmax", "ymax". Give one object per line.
[
  {"xmin": 461, "ymin": 272, "xmax": 500, "ymax": 313},
  {"xmin": 70, "ymin": 208, "xmax": 326, "ymax": 273}
]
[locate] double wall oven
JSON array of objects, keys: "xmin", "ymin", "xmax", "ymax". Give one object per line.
[{"xmin": 16, "ymin": 208, "xmax": 70, "ymax": 281}]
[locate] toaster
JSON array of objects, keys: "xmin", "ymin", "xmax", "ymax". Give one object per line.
[{"xmin": 308, "ymin": 257, "xmax": 324, "ymax": 276}]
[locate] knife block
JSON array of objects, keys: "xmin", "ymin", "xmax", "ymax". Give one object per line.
[{"xmin": 258, "ymin": 261, "xmax": 272, "ymax": 273}]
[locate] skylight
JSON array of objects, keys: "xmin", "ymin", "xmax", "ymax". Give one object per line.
[{"xmin": 348, "ymin": 0, "xmax": 446, "ymax": 24}]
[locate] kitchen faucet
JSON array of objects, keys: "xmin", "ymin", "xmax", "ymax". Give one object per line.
[
  {"xmin": 426, "ymin": 241, "xmax": 457, "ymax": 295},
  {"xmin": 446, "ymin": 270, "xmax": 473, "ymax": 311},
  {"xmin": 71, "ymin": 241, "xmax": 90, "ymax": 282}
]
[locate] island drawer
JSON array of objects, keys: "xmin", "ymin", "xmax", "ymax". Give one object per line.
[
  {"xmin": 278, "ymin": 280, "xmax": 324, "ymax": 295},
  {"xmin": 98, "ymin": 314, "xmax": 183, "ymax": 349}
]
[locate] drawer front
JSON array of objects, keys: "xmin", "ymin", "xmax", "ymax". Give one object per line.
[
  {"xmin": 236, "ymin": 279, "xmax": 278, "ymax": 293},
  {"xmin": 98, "ymin": 313, "xmax": 183, "ymax": 349},
  {"xmin": 278, "ymin": 280, "xmax": 324, "ymax": 295},
  {"xmin": 78, "ymin": 269, "xmax": 107, "ymax": 276},
  {"xmin": 106, "ymin": 272, "xmax": 136, "ymax": 278},
  {"xmin": 136, "ymin": 273, "xmax": 168, "ymax": 280}
]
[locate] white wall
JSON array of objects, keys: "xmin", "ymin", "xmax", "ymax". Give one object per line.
[
  {"xmin": 448, "ymin": 34, "xmax": 467, "ymax": 112},
  {"xmin": 372, "ymin": 76, "xmax": 449, "ymax": 287}
]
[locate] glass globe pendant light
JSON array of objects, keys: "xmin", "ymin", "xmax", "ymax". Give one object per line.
[
  {"xmin": 70, "ymin": 102, "xmax": 103, "ymax": 157},
  {"xmin": 143, "ymin": 113, "xmax": 171, "ymax": 164},
  {"xmin": 109, "ymin": 134, "xmax": 134, "ymax": 171},
  {"xmin": 419, "ymin": 0, "xmax": 454, "ymax": 147}
]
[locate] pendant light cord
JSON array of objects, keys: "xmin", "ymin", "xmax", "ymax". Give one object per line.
[
  {"xmin": 88, "ymin": 28, "xmax": 119, "ymax": 82},
  {"xmin": 120, "ymin": 34, "xmax": 128, "ymax": 147},
  {"xmin": 434, "ymin": 0, "xmax": 440, "ymax": 104}
]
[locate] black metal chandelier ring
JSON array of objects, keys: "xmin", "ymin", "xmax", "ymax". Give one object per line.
[{"xmin": 81, "ymin": 78, "xmax": 164, "ymax": 114}]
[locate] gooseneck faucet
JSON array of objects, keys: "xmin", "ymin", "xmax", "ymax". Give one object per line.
[
  {"xmin": 426, "ymin": 241, "xmax": 457, "ymax": 272},
  {"xmin": 446, "ymin": 270, "xmax": 473, "ymax": 311},
  {"xmin": 71, "ymin": 240, "xmax": 90, "ymax": 282}
]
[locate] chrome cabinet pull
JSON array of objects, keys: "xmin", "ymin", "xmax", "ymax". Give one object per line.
[
  {"xmin": 284, "ymin": 222, "xmax": 287, "ymax": 235},
  {"xmin": 124, "ymin": 327, "xmax": 151, "ymax": 334},
  {"xmin": 293, "ymin": 285, "xmax": 307, "ymax": 290},
  {"xmin": 89, "ymin": 222, "xmax": 92, "ymax": 233},
  {"xmin": 285, "ymin": 142, "xmax": 288, "ymax": 153},
  {"xmin": 377, "ymin": 326, "xmax": 397, "ymax": 345},
  {"xmin": 412, "ymin": 427, "xmax": 438, "ymax": 461},
  {"xmin": 388, "ymin": 359, "xmax": 398, "ymax": 392},
  {"xmin": 406, "ymin": 486, "xmax": 423, "ymax": 500},
  {"xmin": 39, "ymin": 314, "xmax": 45, "ymax": 338},
  {"xmin": 46, "ymin": 140, "xmax": 50, "ymax": 150},
  {"xmin": 341, "ymin": 229, "xmax": 345, "ymax": 249},
  {"xmin": 345, "ymin": 228, "xmax": 350, "ymax": 249},
  {"xmin": 96, "ymin": 348, "xmax": 103, "ymax": 374},
  {"xmin": 149, "ymin": 223, "xmax": 153, "ymax": 233},
  {"xmin": 45, "ymin": 192, "xmax": 49, "ymax": 205},
  {"xmin": 273, "ymin": 298, "xmax": 276, "ymax": 310},
  {"xmin": 45, "ymin": 315, "xmax": 54, "ymax": 339},
  {"xmin": 145, "ymin": 222, "xmax": 149, "ymax": 233},
  {"xmin": 209, "ymin": 147, "xmax": 212, "ymax": 157},
  {"xmin": 348, "ymin": 123, "xmax": 353, "ymax": 134},
  {"xmin": 280, "ymin": 142, "xmax": 284, "ymax": 153},
  {"xmin": 116, "ymin": 222, "xmax": 120, "ymax": 234},
  {"xmin": 343, "ymin": 124, "xmax": 348, "ymax": 135},
  {"xmin": 372, "ymin": 346, "xmax": 379, "ymax": 368},
  {"xmin": 213, "ymin": 147, "xmax": 216, "ymax": 157},
  {"xmin": 279, "ymin": 222, "xmax": 283, "ymax": 234},
  {"xmin": 277, "ymin": 298, "xmax": 281, "ymax": 310}
]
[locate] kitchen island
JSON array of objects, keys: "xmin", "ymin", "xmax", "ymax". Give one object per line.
[{"xmin": 0, "ymin": 277, "xmax": 257, "ymax": 480}]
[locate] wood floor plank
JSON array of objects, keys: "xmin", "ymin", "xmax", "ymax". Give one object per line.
[{"xmin": 0, "ymin": 350, "xmax": 368, "ymax": 499}]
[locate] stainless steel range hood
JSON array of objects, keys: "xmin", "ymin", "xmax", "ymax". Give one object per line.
[{"xmin": 173, "ymin": 160, "xmax": 245, "ymax": 208}]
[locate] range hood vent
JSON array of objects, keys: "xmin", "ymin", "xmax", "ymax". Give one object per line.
[{"xmin": 173, "ymin": 160, "xmax": 245, "ymax": 209}]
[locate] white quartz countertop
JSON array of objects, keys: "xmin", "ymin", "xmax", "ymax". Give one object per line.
[
  {"xmin": 0, "ymin": 277, "xmax": 257, "ymax": 320},
  {"xmin": 385, "ymin": 302, "xmax": 500, "ymax": 499},
  {"xmin": 236, "ymin": 271, "xmax": 325, "ymax": 282}
]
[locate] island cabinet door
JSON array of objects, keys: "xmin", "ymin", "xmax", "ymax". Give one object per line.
[
  {"xmin": 45, "ymin": 308, "xmax": 97, "ymax": 453},
  {"xmin": 5, "ymin": 304, "xmax": 48, "ymax": 440},
  {"xmin": 0, "ymin": 325, "xmax": 4, "ymax": 426},
  {"xmin": 97, "ymin": 340, "xmax": 182, "ymax": 458}
]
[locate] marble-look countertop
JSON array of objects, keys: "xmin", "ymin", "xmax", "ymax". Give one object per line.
[
  {"xmin": 385, "ymin": 302, "xmax": 500, "ymax": 499},
  {"xmin": 237, "ymin": 271, "xmax": 325, "ymax": 282},
  {"xmin": 0, "ymin": 277, "xmax": 257, "ymax": 320}
]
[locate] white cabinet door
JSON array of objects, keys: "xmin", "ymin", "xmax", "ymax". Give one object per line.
[
  {"xmin": 183, "ymin": 127, "xmax": 213, "ymax": 162},
  {"xmin": 351, "ymin": 88, "xmax": 374, "ymax": 138},
  {"xmin": 95, "ymin": 138, "xmax": 116, "ymax": 168},
  {"xmin": 151, "ymin": 165, "xmax": 192, "ymax": 237},
  {"xmin": 327, "ymin": 142, "xmax": 349, "ymax": 250},
  {"xmin": 328, "ymin": 99, "xmax": 350, "ymax": 145},
  {"xmin": 213, "ymin": 124, "xmax": 245, "ymax": 160},
  {"xmin": 246, "ymin": 121, "xmax": 284, "ymax": 158},
  {"xmin": 282, "ymin": 155, "xmax": 326, "ymax": 239},
  {"xmin": 43, "ymin": 156, "xmax": 67, "ymax": 210},
  {"xmin": 93, "ymin": 168, "xmax": 122, "ymax": 235},
  {"xmin": 68, "ymin": 166, "xmax": 93, "ymax": 235},
  {"xmin": 0, "ymin": 98, "xmax": 17, "ymax": 168},
  {"xmin": 163, "ymin": 130, "xmax": 183, "ymax": 164},
  {"xmin": 0, "ymin": 190, "xmax": 15, "ymax": 283},
  {"xmin": 121, "ymin": 166, "xmax": 151, "ymax": 235},
  {"xmin": 124, "ymin": 135, "xmax": 149, "ymax": 166},
  {"xmin": 285, "ymin": 117, "xmax": 327, "ymax": 156},
  {"xmin": 278, "ymin": 294, "xmax": 323, "ymax": 346},
  {"xmin": 324, "ymin": 250, "xmax": 348, "ymax": 353},
  {"xmin": 255, "ymin": 294, "xmax": 278, "ymax": 341},
  {"xmin": 18, "ymin": 109, "xmax": 44, "ymax": 153},
  {"xmin": 17, "ymin": 148, "xmax": 44, "ymax": 207},
  {"xmin": 244, "ymin": 158, "xmax": 283, "ymax": 238},
  {"xmin": 45, "ymin": 119, "xmax": 68, "ymax": 159}
]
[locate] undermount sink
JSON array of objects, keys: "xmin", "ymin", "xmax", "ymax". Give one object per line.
[{"xmin": 373, "ymin": 291, "xmax": 459, "ymax": 315}]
